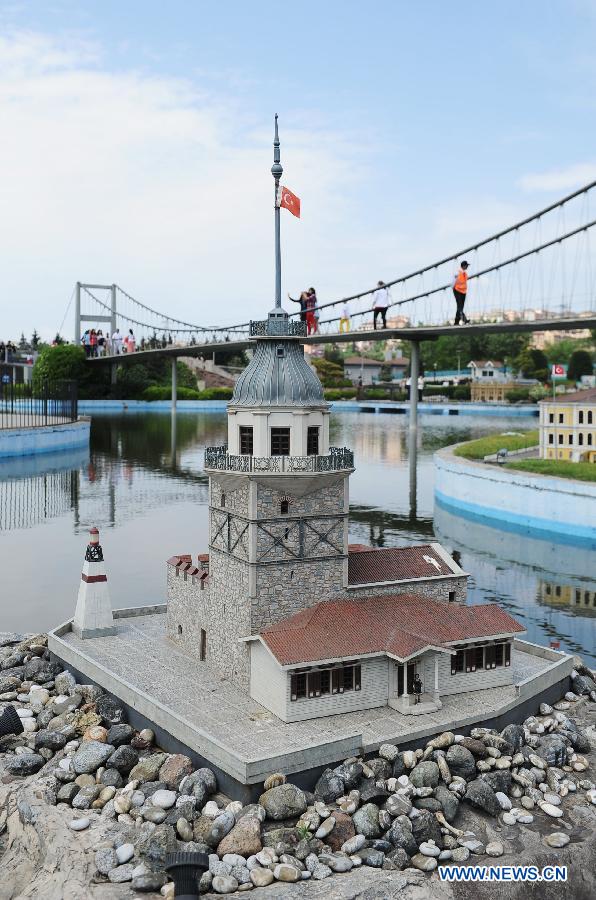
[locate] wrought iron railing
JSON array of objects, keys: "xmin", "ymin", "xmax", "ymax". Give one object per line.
[
  {"xmin": 0, "ymin": 380, "xmax": 78, "ymax": 430},
  {"xmin": 204, "ymin": 445, "xmax": 354, "ymax": 472},
  {"xmin": 249, "ymin": 318, "xmax": 307, "ymax": 337}
]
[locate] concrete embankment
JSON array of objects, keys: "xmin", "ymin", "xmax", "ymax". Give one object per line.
[
  {"xmin": 434, "ymin": 444, "xmax": 596, "ymax": 548},
  {"xmin": 0, "ymin": 419, "xmax": 90, "ymax": 459}
]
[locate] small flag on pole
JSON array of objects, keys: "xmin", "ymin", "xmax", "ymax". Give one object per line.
[
  {"xmin": 278, "ymin": 185, "xmax": 301, "ymax": 218},
  {"xmin": 551, "ymin": 364, "xmax": 566, "ymax": 379}
]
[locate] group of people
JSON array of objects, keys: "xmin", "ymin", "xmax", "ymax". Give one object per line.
[
  {"xmin": 0, "ymin": 340, "xmax": 17, "ymax": 362},
  {"xmin": 288, "ymin": 287, "xmax": 320, "ymax": 335},
  {"xmin": 80, "ymin": 328, "xmax": 136, "ymax": 358}
]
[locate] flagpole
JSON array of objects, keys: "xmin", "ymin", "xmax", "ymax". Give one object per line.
[{"xmin": 272, "ymin": 114, "xmax": 283, "ymax": 309}]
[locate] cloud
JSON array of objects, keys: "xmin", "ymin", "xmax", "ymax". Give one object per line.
[
  {"xmin": 518, "ymin": 162, "xmax": 596, "ymax": 192},
  {"xmin": 0, "ymin": 30, "xmax": 370, "ymax": 339}
]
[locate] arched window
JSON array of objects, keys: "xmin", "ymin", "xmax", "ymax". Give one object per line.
[
  {"xmin": 579, "ymin": 433, "xmax": 584, "ymax": 445},
  {"xmin": 220, "ymin": 492, "xmax": 226, "ymax": 507},
  {"xmin": 280, "ymin": 500, "xmax": 289, "ymax": 515}
]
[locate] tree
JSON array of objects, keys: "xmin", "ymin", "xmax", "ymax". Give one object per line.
[
  {"xmin": 53, "ymin": 333, "xmax": 66, "ymax": 345},
  {"xmin": 567, "ymin": 349, "xmax": 594, "ymax": 382},
  {"xmin": 378, "ymin": 364, "xmax": 393, "ymax": 382},
  {"xmin": 18, "ymin": 333, "xmax": 27, "ymax": 350},
  {"xmin": 515, "ymin": 347, "xmax": 549, "ymax": 381},
  {"xmin": 31, "ymin": 330, "xmax": 40, "ymax": 349}
]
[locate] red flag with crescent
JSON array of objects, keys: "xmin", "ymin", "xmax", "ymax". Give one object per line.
[{"xmin": 279, "ymin": 185, "xmax": 301, "ymax": 218}]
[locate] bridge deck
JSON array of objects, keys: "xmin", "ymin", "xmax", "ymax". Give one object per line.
[{"xmin": 86, "ymin": 315, "xmax": 596, "ymax": 365}]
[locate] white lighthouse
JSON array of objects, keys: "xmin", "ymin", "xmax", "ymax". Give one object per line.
[{"xmin": 72, "ymin": 526, "xmax": 116, "ymax": 639}]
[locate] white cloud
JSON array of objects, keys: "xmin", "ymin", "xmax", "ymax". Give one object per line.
[
  {"xmin": 518, "ymin": 162, "xmax": 596, "ymax": 192},
  {"xmin": 0, "ymin": 30, "xmax": 371, "ymax": 339}
]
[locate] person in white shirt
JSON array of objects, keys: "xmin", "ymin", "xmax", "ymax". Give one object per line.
[
  {"xmin": 339, "ymin": 301, "xmax": 351, "ymax": 333},
  {"xmin": 372, "ymin": 281, "xmax": 390, "ymax": 329},
  {"xmin": 111, "ymin": 329, "xmax": 123, "ymax": 355}
]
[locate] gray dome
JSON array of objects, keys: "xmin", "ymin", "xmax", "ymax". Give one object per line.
[{"xmin": 230, "ymin": 339, "xmax": 327, "ymax": 408}]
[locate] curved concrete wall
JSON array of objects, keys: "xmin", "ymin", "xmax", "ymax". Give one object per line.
[
  {"xmin": 0, "ymin": 419, "xmax": 90, "ymax": 458},
  {"xmin": 434, "ymin": 445, "xmax": 596, "ymax": 549}
]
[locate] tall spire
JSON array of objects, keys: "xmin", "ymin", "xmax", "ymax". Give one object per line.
[{"xmin": 271, "ymin": 114, "xmax": 283, "ymax": 308}]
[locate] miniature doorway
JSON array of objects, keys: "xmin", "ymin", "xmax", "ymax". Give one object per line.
[{"xmin": 394, "ymin": 661, "xmax": 418, "ymax": 697}]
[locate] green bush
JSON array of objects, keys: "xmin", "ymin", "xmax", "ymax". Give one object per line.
[
  {"xmin": 324, "ymin": 388, "xmax": 358, "ymax": 400},
  {"xmin": 453, "ymin": 384, "xmax": 471, "ymax": 401},
  {"xmin": 505, "ymin": 388, "xmax": 531, "ymax": 403},
  {"xmin": 198, "ymin": 387, "xmax": 233, "ymax": 400},
  {"xmin": 142, "ymin": 385, "xmax": 202, "ymax": 400},
  {"xmin": 32, "ymin": 344, "xmax": 86, "ymax": 389}
]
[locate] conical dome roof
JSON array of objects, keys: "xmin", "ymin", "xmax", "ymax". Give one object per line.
[{"xmin": 230, "ymin": 338, "xmax": 326, "ymax": 408}]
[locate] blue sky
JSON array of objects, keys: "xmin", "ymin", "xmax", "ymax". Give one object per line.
[{"xmin": 1, "ymin": 0, "xmax": 595, "ymax": 338}]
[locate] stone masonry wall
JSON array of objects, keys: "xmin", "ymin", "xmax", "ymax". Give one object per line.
[
  {"xmin": 256, "ymin": 480, "xmax": 347, "ymax": 518},
  {"xmin": 166, "ymin": 567, "xmax": 208, "ymax": 657},
  {"xmin": 252, "ymin": 556, "xmax": 346, "ymax": 632},
  {"xmin": 210, "ymin": 478, "xmax": 250, "ymax": 516},
  {"xmin": 207, "ymin": 548, "xmax": 252, "ymax": 688},
  {"xmin": 347, "ymin": 576, "xmax": 468, "ymax": 605}
]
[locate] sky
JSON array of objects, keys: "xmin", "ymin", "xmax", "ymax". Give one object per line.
[{"xmin": 1, "ymin": 0, "xmax": 596, "ymax": 340}]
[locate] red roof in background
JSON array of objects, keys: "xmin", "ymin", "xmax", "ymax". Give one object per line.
[
  {"xmin": 348, "ymin": 544, "xmax": 457, "ymax": 585},
  {"xmin": 347, "ymin": 543, "xmax": 371, "ymax": 553},
  {"xmin": 260, "ymin": 594, "xmax": 525, "ymax": 666},
  {"xmin": 541, "ymin": 387, "xmax": 596, "ymax": 404}
]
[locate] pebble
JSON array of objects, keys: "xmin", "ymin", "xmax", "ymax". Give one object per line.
[
  {"xmin": 250, "ymin": 868, "xmax": 274, "ymax": 887},
  {"xmin": 69, "ymin": 818, "xmax": 90, "ymax": 831},
  {"xmin": 502, "ymin": 812, "xmax": 517, "ymax": 825},
  {"xmin": 486, "ymin": 841, "xmax": 504, "ymax": 857},
  {"xmin": 540, "ymin": 802, "xmax": 563, "ymax": 818},
  {"xmin": 273, "ymin": 864, "xmax": 300, "ymax": 882},
  {"xmin": 115, "ymin": 843, "xmax": 135, "ymax": 864},
  {"xmin": 545, "ymin": 832, "xmax": 570, "ymax": 848},
  {"xmin": 151, "ymin": 789, "xmax": 177, "ymax": 809},
  {"xmin": 419, "ymin": 841, "xmax": 441, "ymax": 857},
  {"xmin": 495, "ymin": 792, "xmax": 512, "ymax": 811},
  {"xmin": 108, "ymin": 863, "xmax": 135, "ymax": 883}
]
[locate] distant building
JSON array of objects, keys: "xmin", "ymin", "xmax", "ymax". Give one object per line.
[
  {"xmin": 467, "ymin": 360, "xmax": 515, "ymax": 401},
  {"xmin": 539, "ymin": 387, "xmax": 596, "ymax": 462},
  {"xmin": 343, "ymin": 356, "xmax": 408, "ymax": 385},
  {"xmin": 468, "ymin": 360, "xmax": 507, "ymax": 382}
]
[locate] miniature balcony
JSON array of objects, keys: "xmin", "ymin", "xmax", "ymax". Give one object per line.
[{"xmin": 204, "ymin": 446, "xmax": 354, "ymax": 474}]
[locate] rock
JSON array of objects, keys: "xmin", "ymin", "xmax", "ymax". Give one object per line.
[
  {"xmin": 434, "ymin": 784, "xmax": 459, "ymax": 823},
  {"xmin": 411, "ymin": 810, "xmax": 443, "ymax": 848},
  {"xmin": 419, "ymin": 841, "xmax": 441, "ymax": 857},
  {"xmin": 385, "ymin": 794, "xmax": 412, "ymax": 817},
  {"xmin": 69, "ymin": 817, "xmax": 90, "ymax": 831},
  {"xmin": 486, "ymin": 840, "xmax": 504, "ymax": 857},
  {"xmin": 545, "ymin": 832, "xmax": 570, "ymax": 848},
  {"xmin": 115, "ymin": 843, "xmax": 135, "ymax": 864},
  {"xmin": 354, "ymin": 848, "xmax": 385, "ymax": 867},
  {"xmin": 502, "ymin": 812, "xmax": 517, "ymax": 825},
  {"xmin": 359, "ymin": 779, "xmax": 389, "ymax": 805},
  {"xmin": 34, "ymin": 730, "xmax": 68, "ymax": 752},
  {"xmin": 366, "ymin": 758, "xmax": 392, "ymax": 781},
  {"xmin": 446, "ymin": 745, "xmax": 477, "ymax": 781},
  {"xmin": 236, "ymin": 803, "xmax": 266, "ymax": 824},
  {"xmin": 501, "ymin": 723, "xmax": 524, "ymax": 752},
  {"xmin": 385, "ymin": 819, "xmax": 417, "ymax": 856},
  {"xmin": 194, "ymin": 767, "xmax": 217, "ymax": 794},
  {"xmin": 129, "ymin": 752, "xmax": 168, "ymax": 782},
  {"xmin": 460, "ymin": 737, "xmax": 489, "ymax": 758},
  {"xmin": 535, "ymin": 735, "xmax": 567, "ymax": 767},
  {"xmin": 495, "ymin": 791, "xmax": 512, "ymax": 811},
  {"xmin": 106, "ymin": 744, "xmax": 139, "ymax": 774},
  {"xmin": 263, "ymin": 772, "xmax": 286, "ymax": 790},
  {"xmin": 409, "ymin": 760, "xmax": 439, "ymax": 789},
  {"xmin": 410, "ymin": 852, "xmax": 437, "ymax": 872},
  {"xmin": 250, "ymin": 867, "xmax": 274, "ymax": 886},
  {"xmin": 333, "ymin": 761, "xmax": 363, "ymax": 789},
  {"xmin": 142, "ymin": 807, "xmax": 168, "ymax": 824},
  {"xmin": 75, "ymin": 774, "xmax": 95, "ymax": 788},
  {"xmin": 136, "ymin": 822, "xmax": 178, "ymax": 868},
  {"xmin": 392, "ymin": 754, "xmax": 406, "ymax": 778},
  {"xmin": 151, "ymin": 789, "xmax": 178, "ymax": 809},
  {"xmin": 342, "ymin": 834, "xmax": 366, "ymax": 854},
  {"xmin": 72, "ymin": 740, "xmax": 115, "ymax": 775},
  {"xmin": 465, "ymin": 779, "xmax": 501, "ymax": 817},
  {"xmin": 176, "ymin": 818, "xmax": 194, "ymax": 842},
  {"xmin": 451, "ymin": 846, "xmax": 470, "ymax": 862},
  {"xmin": 100, "ymin": 768, "xmax": 123, "ymax": 788},
  {"xmin": 259, "ymin": 783, "xmax": 307, "ymax": 820},
  {"xmin": 158, "ymin": 753, "xmax": 194, "ymax": 789},
  {"xmin": 108, "ymin": 863, "xmax": 135, "ymax": 883},
  {"xmin": 95, "ymin": 847, "xmax": 118, "ymax": 874},
  {"xmin": 5, "ymin": 753, "xmax": 45, "ymax": 776},
  {"xmin": 132, "ymin": 873, "xmax": 167, "ymax": 892},
  {"xmin": 217, "ymin": 815, "xmax": 262, "ymax": 857},
  {"xmin": 56, "ymin": 783, "xmax": 80, "ymax": 803},
  {"xmin": 312, "ymin": 863, "xmax": 332, "ymax": 879},
  {"xmin": 481, "ymin": 770, "xmax": 512, "ymax": 795},
  {"xmin": 352, "ymin": 802, "xmax": 382, "ymax": 838},
  {"xmin": 205, "ymin": 811, "xmax": 236, "ymax": 847},
  {"xmin": 273, "ymin": 864, "xmax": 300, "ymax": 882},
  {"xmin": 106, "ymin": 723, "xmax": 134, "ymax": 746},
  {"xmin": 540, "ymin": 802, "xmax": 563, "ymax": 818},
  {"xmin": 314, "ymin": 768, "xmax": 345, "ymax": 802},
  {"xmin": 72, "ymin": 784, "xmax": 101, "ymax": 809},
  {"xmin": 379, "ymin": 743, "xmax": 399, "ymax": 761},
  {"xmin": 95, "ymin": 695, "xmax": 126, "ymax": 727}
]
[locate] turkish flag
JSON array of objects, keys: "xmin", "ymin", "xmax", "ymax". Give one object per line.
[
  {"xmin": 279, "ymin": 185, "xmax": 301, "ymax": 218},
  {"xmin": 551, "ymin": 364, "xmax": 565, "ymax": 377}
]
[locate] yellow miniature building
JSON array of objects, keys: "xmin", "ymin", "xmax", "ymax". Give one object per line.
[
  {"xmin": 470, "ymin": 381, "xmax": 516, "ymax": 402},
  {"xmin": 539, "ymin": 387, "xmax": 596, "ymax": 462}
]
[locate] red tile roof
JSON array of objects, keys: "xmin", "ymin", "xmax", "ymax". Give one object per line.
[
  {"xmin": 541, "ymin": 387, "xmax": 596, "ymax": 404},
  {"xmin": 259, "ymin": 594, "xmax": 525, "ymax": 666},
  {"xmin": 348, "ymin": 545, "xmax": 457, "ymax": 585}
]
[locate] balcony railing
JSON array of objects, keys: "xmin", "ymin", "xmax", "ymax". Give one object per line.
[
  {"xmin": 250, "ymin": 318, "xmax": 307, "ymax": 337},
  {"xmin": 204, "ymin": 445, "xmax": 354, "ymax": 473}
]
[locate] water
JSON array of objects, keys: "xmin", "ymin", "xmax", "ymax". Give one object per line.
[{"xmin": 1, "ymin": 410, "xmax": 594, "ymax": 664}]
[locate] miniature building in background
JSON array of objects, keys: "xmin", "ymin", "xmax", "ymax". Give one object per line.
[
  {"xmin": 539, "ymin": 387, "xmax": 596, "ymax": 462},
  {"xmin": 72, "ymin": 526, "xmax": 115, "ymax": 639}
]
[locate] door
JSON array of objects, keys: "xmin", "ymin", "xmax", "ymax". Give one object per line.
[
  {"xmin": 407, "ymin": 662, "xmax": 417, "ymax": 694},
  {"xmin": 397, "ymin": 664, "xmax": 404, "ymax": 697}
]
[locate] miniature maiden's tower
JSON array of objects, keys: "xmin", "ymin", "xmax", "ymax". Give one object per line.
[{"xmin": 166, "ymin": 118, "xmax": 525, "ymax": 722}]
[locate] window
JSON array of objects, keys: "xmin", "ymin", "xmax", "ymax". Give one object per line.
[
  {"xmin": 452, "ymin": 649, "xmax": 465, "ymax": 675},
  {"xmin": 589, "ymin": 433, "xmax": 593, "ymax": 446},
  {"xmin": 494, "ymin": 644, "xmax": 504, "ymax": 667},
  {"xmin": 555, "ymin": 585, "xmax": 561, "ymax": 597},
  {"xmin": 548, "ymin": 434, "xmax": 554, "ymax": 445},
  {"xmin": 588, "ymin": 411, "xmax": 593, "ymax": 424},
  {"xmin": 576, "ymin": 589, "xmax": 581, "ymax": 603},
  {"xmin": 291, "ymin": 663, "xmax": 361, "ymax": 701},
  {"xmin": 579, "ymin": 411, "xmax": 584, "ymax": 424},
  {"xmin": 239, "ymin": 426, "xmax": 253, "ymax": 455},
  {"xmin": 465, "ymin": 648, "xmax": 477, "ymax": 673},
  {"xmin": 559, "ymin": 413, "xmax": 564, "ymax": 423},
  {"xmin": 280, "ymin": 500, "xmax": 289, "ymax": 515},
  {"xmin": 271, "ymin": 427, "xmax": 290, "ymax": 456},
  {"xmin": 307, "ymin": 426, "xmax": 320, "ymax": 456},
  {"xmin": 568, "ymin": 434, "xmax": 573, "ymax": 445},
  {"xmin": 220, "ymin": 492, "xmax": 226, "ymax": 507},
  {"xmin": 485, "ymin": 645, "xmax": 496, "ymax": 669},
  {"xmin": 505, "ymin": 643, "xmax": 511, "ymax": 667},
  {"xmin": 549, "ymin": 413, "xmax": 554, "ymax": 423},
  {"xmin": 558, "ymin": 434, "xmax": 563, "ymax": 445},
  {"xmin": 177, "ymin": 624, "xmax": 182, "ymax": 636},
  {"xmin": 200, "ymin": 629, "xmax": 207, "ymax": 661},
  {"xmin": 474, "ymin": 645, "xmax": 484, "ymax": 669},
  {"xmin": 448, "ymin": 591, "xmax": 456, "ymax": 603},
  {"xmin": 579, "ymin": 433, "xmax": 584, "ymax": 446},
  {"xmin": 275, "ymin": 345, "xmax": 285, "ymax": 358}
]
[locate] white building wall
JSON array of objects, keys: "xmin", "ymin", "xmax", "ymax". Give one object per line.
[
  {"xmin": 282, "ymin": 656, "xmax": 390, "ymax": 723},
  {"xmin": 249, "ymin": 641, "xmax": 289, "ymax": 720},
  {"xmin": 437, "ymin": 651, "xmax": 513, "ymax": 697}
]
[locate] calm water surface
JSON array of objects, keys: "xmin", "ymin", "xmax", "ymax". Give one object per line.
[{"xmin": 1, "ymin": 411, "xmax": 594, "ymax": 664}]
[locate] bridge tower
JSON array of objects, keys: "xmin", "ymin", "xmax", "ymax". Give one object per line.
[{"xmin": 74, "ymin": 283, "xmax": 117, "ymax": 346}]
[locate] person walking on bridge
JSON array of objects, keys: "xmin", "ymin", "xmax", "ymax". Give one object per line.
[
  {"xmin": 372, "ymin": 281, "xmax": 390, "ymax": 329},
  {"xmin": 306, "ymin": 288, "xmax": 318, "ymax": 335},
  {"xmin": 339, "ymin": 301, "xmax": 351, "ymax": 333},
  {"xmin": 288, "ymin": 290, "xmax": 309, "ymax": 323},
  {"xmin": 112, "ymin": 328, "xmax": 123, "ymax": 355},
  {"xmin": 453, "ymin": 261, "xmax": 470, "ymax": 325}
]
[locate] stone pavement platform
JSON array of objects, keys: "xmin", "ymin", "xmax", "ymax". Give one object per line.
[{"xmin": 49, "ymin": 606, "xmax": 573, "ymax": 797}]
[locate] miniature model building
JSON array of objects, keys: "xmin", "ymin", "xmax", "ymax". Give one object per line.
[
  {"xmin": 166, "ymin": 305, "xmax": 526, "ymax": 722},
  {"xmin": 73, "ymin": 527, "xmax": 115, "ymax": 639}
]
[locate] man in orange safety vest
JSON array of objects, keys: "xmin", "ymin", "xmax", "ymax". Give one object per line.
[{"xmin": 453, "ymin": 260, "xmax": 470, "ymax": 325}]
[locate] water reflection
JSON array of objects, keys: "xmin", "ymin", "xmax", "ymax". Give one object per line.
[{"xmin": 0, "ymin": 409, "xmax": 594, "ymax": 663}]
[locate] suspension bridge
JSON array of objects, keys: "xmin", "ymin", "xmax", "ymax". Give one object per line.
[{"xmin": 79, "ymin": 178, "xmax": 596, "ymax": 373}]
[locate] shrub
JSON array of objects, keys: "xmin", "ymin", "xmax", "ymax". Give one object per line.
[
  {"xmin": 142, "ymin": 385, "xmax": 203, "ymax": 400},
  {"xmin": 324, "ymin": 388, "xmax": 357, "ymax": 400},
  {"xmin": 505, "ymin": 388, "xmax": 531, "ymax": 403},
  {"xmin": 198, "ymin": 387, "xmax": 233, "ymax": 400},
  {"xmin": 567, "ymin": 349, "xmax": 594, "ymax": 382},
  {"xmin": 453, "ymin": 384, "xmax": 471, "ymax": 401}
]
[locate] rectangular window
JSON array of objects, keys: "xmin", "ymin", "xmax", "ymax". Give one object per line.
[
  {"xmin": 332, "ymin": 668, "xmax": 343, "ymax": 694},
  {"xmin": 494, "ymin": 643, "xmax": 504, "ymax": 667},
  {"xmin": 579, "ymin": 433, "xmax": 584, "ymax": 446},
  {"xmin": 270, "ymin": 427, "xmax": 290, "ymax": 456},
  {"xmin": 465, "ymin": 648, "xmax": 477, "ymax": 673},
  {"xmin": 559, "ymin": 413, "xmax": 564, "ymax": 423},
  {"xmin": 354, "ymin": 665, "xmax": 361, "ymax": 691},
  {"xmin": 588, "ymin": 411, "xmax": 593, "ymax": 424},
  {"xmin": 448, "ymin": 590, "xmax": 456, "ymax": 603},
  {"xmin": 290, "ymin": 672, "xmax": 307, "ymax": 700},
  {"xmin": 307, "ymin": 426, "xmax": 320, "ymax": 456},
  {"xmin": 548, "ymin": 434, "xmax": 554, "ymax": 444},
  {"xmin": 451, "ymin": 649, "xmax": 465, "ymax": 675},
  {"xmin": 320, "ymin": 670, "xmax": 331, "ymax": 695},
  {"xmin": 308, "ymin": 671, "xmax": 321, "ymax": 698},
  {"xmin": 474, "ymin": 645, "xmax": 484, "ymax": 669},
  {"xmin": 568, "ymin": 434, "xmax": 573, "ymax": 445},
  {"xmin": 558, "ymin": 434, "xmax": 563, "ymax": 445},
  {"xmin": 343, "ymin": 666, "xmax": 354, "ymax": 692},
  {"xmin": 505, "ymin": 643, "xmax": 511, "ymax": 667},
  {"xmin": 485, "ymin": 644, "xmax": 496, "ymax": 669},
  {"xmin": 549, "ymin": 413, "xmax": 554, "ymax": 423},
  {"xmin": 239, "ymin": 426, "xmax": 253, "ymax": 455},
  {"xmin": 579, "ymin": 411, "xmax": 584, "ymax": 424}
]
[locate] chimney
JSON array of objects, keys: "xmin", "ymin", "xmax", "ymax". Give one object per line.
[{"xmin": 72, "ymin": 526, "xmax": 116, "ymax": 639}]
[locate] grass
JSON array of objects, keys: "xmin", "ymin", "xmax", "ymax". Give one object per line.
[
  {"xmin": 454, "ymin": 430, "xmax": 539, "ymax": 460},
  {"xmin": 505, "ymin": 459, "xmax": 596, "ymax": 482}
]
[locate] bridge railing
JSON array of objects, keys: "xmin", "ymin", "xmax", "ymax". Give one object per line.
[
  {"xmin": 0, "ymin": 380, "xmax": 78, "ymax": 430},
  {"xmin": 204, "ymin": 445, "xmax": 354, "ymax": 473}
]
